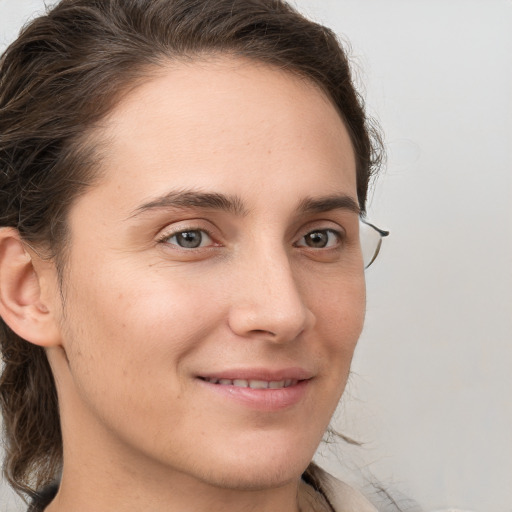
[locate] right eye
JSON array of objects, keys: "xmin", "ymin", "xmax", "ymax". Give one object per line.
[
  {"xmin": 161, "ymin": 229, "xmax": 213, "ymax": 249},
  {"xmin": 295, "ymin": 229, "xmax": 342, "ymax": 249}
]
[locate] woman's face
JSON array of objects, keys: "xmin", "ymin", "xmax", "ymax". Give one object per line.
[{"xmin": 49, "ymin": 57, "xmax": 366, "ymax": 490}]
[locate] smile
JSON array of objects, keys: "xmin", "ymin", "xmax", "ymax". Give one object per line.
[
  {"xmin": 197, "ymin": 371, "xmax": 311, "ymax": 411},
  {"xmin": 201, "ymin": 378, "xmax": 299, "ymax": 389}
]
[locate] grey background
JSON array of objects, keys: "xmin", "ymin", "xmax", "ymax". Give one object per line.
[{"xmin": 1, "ymin": 1, "xmax": 511, "ymax": 511}]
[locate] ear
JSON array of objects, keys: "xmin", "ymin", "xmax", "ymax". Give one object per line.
[{"xmin": 0, "ymin": 228, "xmax": 62, "ymax": 347}]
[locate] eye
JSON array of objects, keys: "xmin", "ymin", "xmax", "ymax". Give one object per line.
[
  {"xmin": 162, "ymin": 229, "xmax": 213, "ymax": 249},
  {"xmin": 296, "ymin": 229, "xmax": 341, "ymax": 249}
]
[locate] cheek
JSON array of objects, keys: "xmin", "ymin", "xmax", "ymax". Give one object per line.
[
  {"xmin": 310, "ymin": 267, "xmax": 365, "ymax": 332},
  {"xmin": 57, "ymin": 267, "xmax": 227, "ymax": 448},
  {"xmin": 309, "ymin": 272, "xmax": 366, "ymax": 374},
  {"xmin": 60, "ymin": 264, "xmax": 224, "ymax": 390}
]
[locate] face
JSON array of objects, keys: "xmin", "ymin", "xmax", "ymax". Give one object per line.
[{"xmin": 49, "ymin": 57, "xmax": 365, "ymax": 491}]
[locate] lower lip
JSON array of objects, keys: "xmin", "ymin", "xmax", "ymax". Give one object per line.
[{"xmin": 197, "ymin": 379, "xmax": 310, "ymax": 411}]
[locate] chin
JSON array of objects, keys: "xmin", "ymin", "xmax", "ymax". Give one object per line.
[
  {"xmin": 189, "ymin": 436, "xmax": 315, "ymax": 491},
  {"xmin": 197, "ymin": 461, "xmax": 306, "ymax": 492}
]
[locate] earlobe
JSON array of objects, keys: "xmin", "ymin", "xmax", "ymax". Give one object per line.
[{"xmin": 0, "ymin": 228, "xmax": 62, "ymax": 347}]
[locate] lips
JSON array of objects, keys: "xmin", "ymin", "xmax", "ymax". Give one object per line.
[{"xmin": 196, "ymin": 368, "xmax": 312, "ymax": 410}]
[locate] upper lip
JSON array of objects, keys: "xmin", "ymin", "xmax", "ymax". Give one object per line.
[{"xmin": 197, "ymin": 367, "xmax": 313, "ymax": 382}]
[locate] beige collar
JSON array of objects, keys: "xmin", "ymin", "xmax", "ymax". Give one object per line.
[
  {"xmin": 298, "ymin": 478, "xmax": 333, "ymax": 511},
  {"xmin": 298, "ymin": 471, "xmax": 377, "ymax": 512}
]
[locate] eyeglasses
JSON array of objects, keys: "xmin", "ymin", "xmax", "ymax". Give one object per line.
[{"xmin": 360, "ymin": 218, "xmax": 389, "ymax": 269}]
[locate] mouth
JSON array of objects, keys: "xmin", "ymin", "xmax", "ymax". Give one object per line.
[
  {"xmin": 199, "ymin": 377, "xmax": 299, "ymax": 389},
  {"xmin": 196, "ymin": 369, "xmax": 312, "ymax": 410}
]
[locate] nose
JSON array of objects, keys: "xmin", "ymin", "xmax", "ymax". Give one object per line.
[{"xmin": 227, "ymin": 248, "xmax": 315, "ymax": 343}]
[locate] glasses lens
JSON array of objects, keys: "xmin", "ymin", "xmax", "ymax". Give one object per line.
[{"xmin": 359, "ymin": 219, "xmax": 388, "ymax": 269}]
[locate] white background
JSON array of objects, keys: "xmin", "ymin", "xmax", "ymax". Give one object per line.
[{"xmin": 1, "ymin": 1, "xmax": 511, "ymax": 511}]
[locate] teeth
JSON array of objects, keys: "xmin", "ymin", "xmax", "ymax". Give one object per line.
[
  {"xmin": 204, "ymin": 377, "xmax": 298, "ymax": 389},
  {"xmin": 249, "ymin": 379, "xmax": 268, "ymax": 389}
]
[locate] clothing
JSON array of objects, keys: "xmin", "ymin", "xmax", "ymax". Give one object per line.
[
  {"xmin": 29, "ymin": 472, "xmax": 376, "ymax": 512},
  {"xmin": 298, "ymin": 467, "xmax": 377, "ymax": 512}
]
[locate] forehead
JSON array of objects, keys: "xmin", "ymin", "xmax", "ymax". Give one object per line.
[{"xmin": 75, "ymin": 57, "xmax": 357, "ymax": 220}]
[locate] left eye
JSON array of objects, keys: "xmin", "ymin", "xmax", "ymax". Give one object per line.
[
  {"xmin": 164, "ymin": 229, "xmax": 213, "ymax": 249},
  {"xmin": 296, "ymin": 229, "xmax": 340, "ymax": 249}
]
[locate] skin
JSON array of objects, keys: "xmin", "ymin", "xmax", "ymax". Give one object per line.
[{"xmin": 2, "ymin": 58, "xmax": 366, "ymax": 512}]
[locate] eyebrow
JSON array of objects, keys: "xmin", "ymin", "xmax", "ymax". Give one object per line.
[
  {"xmin": 128, "ymin": 190, "xmax": 247, "ymax": 218},
  {"xmin": 128, "ymin": 190, "xmax": 360, "ymax": 219},
  {"xmin": 297, "ymin": 194, "xmax": 360, "ymax": 215}
]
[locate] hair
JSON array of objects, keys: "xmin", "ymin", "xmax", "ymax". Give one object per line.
[{"xmin": 0, "ymin": 0, "xmax": 383, "ymax": 500}]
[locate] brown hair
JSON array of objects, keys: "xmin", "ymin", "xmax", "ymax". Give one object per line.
[{"xmin": 0, "ymin": 0, "xmax": 383, "ymax": 499}]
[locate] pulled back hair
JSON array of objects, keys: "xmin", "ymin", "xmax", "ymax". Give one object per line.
[{"xmin": 0, "ymin": 0, "xmax": 383, "ymax": 499}]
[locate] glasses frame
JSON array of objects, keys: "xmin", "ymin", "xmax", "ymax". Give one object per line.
[{"xmin": 360, "ymin": 217, "xmax": 390, "ymax": 269}]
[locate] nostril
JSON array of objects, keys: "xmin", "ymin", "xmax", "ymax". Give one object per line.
[{"xmin": 250, "ymin": 329, "xmax": 276, "ymax": 336}]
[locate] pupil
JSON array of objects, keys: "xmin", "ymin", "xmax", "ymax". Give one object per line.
[
  {"xmin": 307, "ymin": 231, "xmax": 327, "ymax": 248},
  {"xmin": 177, "ymin": 231, "xmax": 202, "ymax": 248}
]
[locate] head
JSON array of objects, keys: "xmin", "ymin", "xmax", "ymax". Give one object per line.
[{"xmin": 0, "ymin": 0, "xmax": 382, "ymax": 500}]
